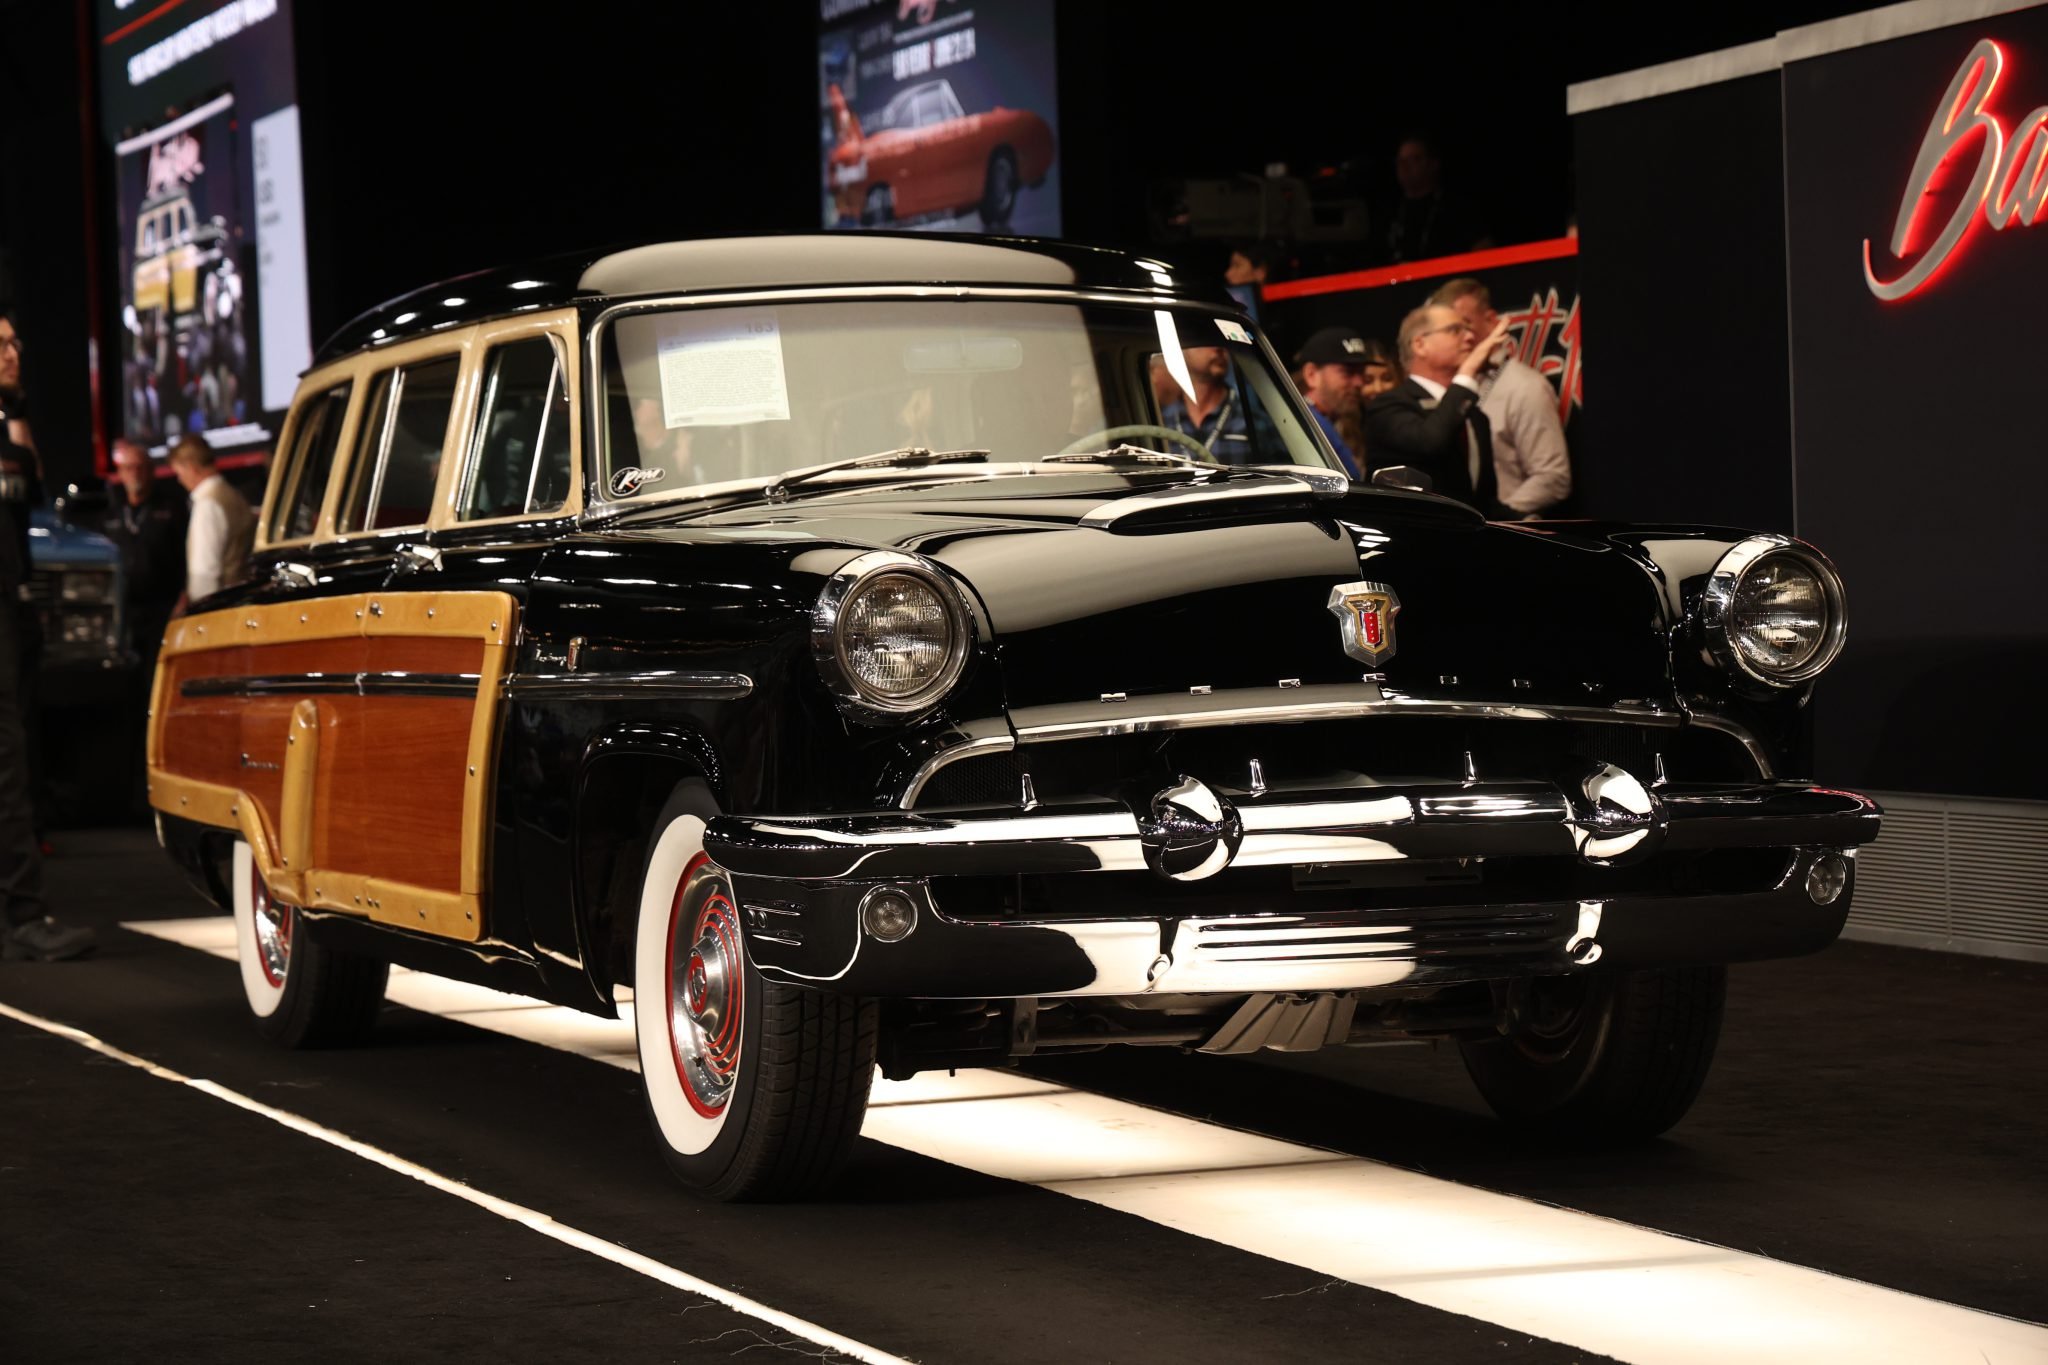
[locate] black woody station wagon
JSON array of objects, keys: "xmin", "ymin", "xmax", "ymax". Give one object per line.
[{"xmin": 150, "ymin": 235, "xmax": 1880, "ymax": 1199}]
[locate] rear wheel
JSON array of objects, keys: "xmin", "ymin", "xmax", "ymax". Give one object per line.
[
  {"xmin": 632, "ymin": 782, "xmax": 877, "ymax": 1200},
  {"xmin": 861, "ymin": 184, "xmax": 894, "ymax": 226},
  {"xmin": 1458, "ymin": 966, "xmax": 1725, "ymax": 1142},
  {"xmin": 232, "ymin": 841, "xmax": 388, "ymax": 1048}
]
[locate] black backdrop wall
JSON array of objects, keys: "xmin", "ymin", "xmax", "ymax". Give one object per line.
[
  {"xmin": 1781, "ymin": 10, "xmax": 2048, "ymax": 799},
  {"xmin": 1574, "ymin": 8, "xmax": 2048, "ymax": 800},
  {"xmin": 1571, "ymin": 72, "xmax": 1793, "ymax": 532}
]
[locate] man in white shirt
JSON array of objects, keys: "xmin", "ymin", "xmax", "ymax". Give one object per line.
[
  {"xmin": 168, "ymin": 435, "xmax": 256, "ymax": 609},
  {"xmin": 1429, "ymin": 277, "xmax": 1573, "ymax": 519}
]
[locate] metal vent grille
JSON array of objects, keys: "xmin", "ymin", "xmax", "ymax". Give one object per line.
[
  {"xmin": 1846, "ymin": 794, "xmax": 2048, "ymax": 962},
  {"xmin": 916, "ymin": 752, "xmax": 1024, "ymax": 809}
]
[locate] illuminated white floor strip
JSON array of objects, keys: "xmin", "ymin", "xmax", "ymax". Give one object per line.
[
  {"xmin": 128, "ymin": 916, "xmax": 2048, "ymax": 1365},
  {"xmin": 0, "ymin": 997, "xmax": 912, "ymax": 1365}
]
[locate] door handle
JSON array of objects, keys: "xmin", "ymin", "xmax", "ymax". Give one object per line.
[
  {"xmin": 270, "ymin": 561, "xmax": 316, "ymax": 591},
  {"xmin": 393, "ymin": 542, "xmax": 443, "ymax": 575}
]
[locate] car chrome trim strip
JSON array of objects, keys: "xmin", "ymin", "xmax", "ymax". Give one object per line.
[
  {"xmin": 1679, "ymin": 704, "xmax": 1779, "ymax": 781},
  {"xmin": 1004, "ymin": 684, "xmax": 1685, "ymax": 742},
  {"xmin": 500, "ymin": 670, "xmax": 755, "ymax": 701},
  {"xmin": 899, "ymin": 727, "xmax": 1018, "ymax": 810},
  {"xmin": 181, "ymin": 672, "xmax": 484, "ymax": 698},
  {"xmin": 896, "ymin": 688, "xmax": 1781, "ymax": 809}
]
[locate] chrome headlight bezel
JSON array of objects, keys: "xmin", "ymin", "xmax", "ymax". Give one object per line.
[
  {"xmin": 1699, "ymin": 534, "xmax": 1848, "ymax": 687},
  {"xmin": 811, "ymin": 550, "xmax": 971, "ymax": 722}
]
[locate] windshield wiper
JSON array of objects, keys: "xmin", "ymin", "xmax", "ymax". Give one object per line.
[
  {"xmin": 764, "ymin": 447, "xmax": 991, "ymax": 503},
  {"xmin": 1043, "ymin": 443, "xmax": 1230, "ymax": 471}
]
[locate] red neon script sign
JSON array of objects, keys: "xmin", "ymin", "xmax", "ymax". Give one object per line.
[{"xmin": 1865, "ymin": 39, "xmax": 2048, "ymax": 300}]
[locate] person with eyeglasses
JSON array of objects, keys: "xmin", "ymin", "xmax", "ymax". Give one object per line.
[
  {"xmin": 0, "ymin": 310, "xmax": 95, "ymax": 961},
  {"xmin": 1362, "ymin": 302, "xmax": 1513, "ymax": 515},
  {"xmin": 1429, "ymin": 277, "xmax": 1571, "ymax": 519}
]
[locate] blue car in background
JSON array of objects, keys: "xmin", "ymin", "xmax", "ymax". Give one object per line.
[{"xmin": 24, "ymin": 503, "xmax": 139, "ymax": 821}]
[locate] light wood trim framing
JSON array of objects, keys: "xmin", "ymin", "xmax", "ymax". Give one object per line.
[
  {"xmin": 147, "ymin": 589, "xmax": 517, "ymax": 943},
  {"xmin": 257, "ymin": 308, "xmax": 585, "ymax": 554},
  {"xmin": 439, "ymin": 310, "xmax": 585, "ymax": 528},
  {"xmin": 279, "ymin": 699, "xmax": 321, "ymax": 880}
]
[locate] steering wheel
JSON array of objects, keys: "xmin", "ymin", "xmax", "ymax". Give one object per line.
[{"xmin": 1054, "ymin": 424, "xmax": 1215, "ymax": 461}]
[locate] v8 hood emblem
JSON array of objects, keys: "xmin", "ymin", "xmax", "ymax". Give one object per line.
[{"xmin": 1327, "ymin": 580, "xmax": 1401, "ymax": 665}]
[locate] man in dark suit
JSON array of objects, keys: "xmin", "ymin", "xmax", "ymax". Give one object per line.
[{"xmin": 1364, "ymin": 303, "xmax": 1514, "ymax": 515}]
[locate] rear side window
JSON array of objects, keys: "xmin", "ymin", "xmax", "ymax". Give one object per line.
[
  {"xmin": 459, "ymin": 337, "xmax": 571, "ymax": 520},
  {"xmin": 268, "ymin": 381, "xmax": 352, "ymax": 542},
  {"xmin": 336, "ymin": 356, "xmax": 460, "ymax": 533}
]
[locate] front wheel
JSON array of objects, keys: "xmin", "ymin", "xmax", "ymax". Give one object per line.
[
  {"xmin": 1458, "ymin": 966, "xmax": 1725, "ymax": 1142},
  {"xmin": 632, "ymin": 783, "xmax": 876, "ymax": 1201},
  {"xmin": 232, "ymin": 841, "xmax": 388, "ymax": 1048}
]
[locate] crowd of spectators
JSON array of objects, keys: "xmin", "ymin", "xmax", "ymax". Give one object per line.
[{"xmin": 1274, "ymin": 275, "xmax": 1573, "ymax": 519}]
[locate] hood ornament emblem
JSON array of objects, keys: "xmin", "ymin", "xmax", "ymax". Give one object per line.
[{"xmin": 1327, "ymin": 580, "xmax": 1400, "ymax": 665}]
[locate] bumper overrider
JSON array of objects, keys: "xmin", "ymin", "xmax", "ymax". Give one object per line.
[{"xmin": 703, "ymin": 762, "xmax": 1882, "ymax": 999}]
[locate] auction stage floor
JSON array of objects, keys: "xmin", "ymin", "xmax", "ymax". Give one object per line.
[{"xmin": 2, "ymin": 829, "xmax": 2044, "ymax": 1363}]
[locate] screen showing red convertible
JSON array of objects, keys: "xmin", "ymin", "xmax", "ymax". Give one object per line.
[{"xmin": 819, "ymin": 0, "xmax": 1060, "ymax": 236}]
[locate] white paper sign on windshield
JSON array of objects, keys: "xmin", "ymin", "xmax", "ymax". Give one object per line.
[{"xmin": 655, "ymin": 307, "xmax": 792, "ymax": 428}]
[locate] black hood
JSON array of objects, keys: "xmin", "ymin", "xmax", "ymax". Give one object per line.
[{"xmin": 680, "ymin": 471, "xmax": 1678, "ymax": 711}]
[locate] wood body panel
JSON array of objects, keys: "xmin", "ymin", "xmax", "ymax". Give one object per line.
[
  {"xmin": 321, "ymin": 696, "xmax": 471, "ymax": 892},
  {"xmin": 148, "ymin": 590, "xmax": 517, "ymax": 943},
  {"xmin": 361, "ymin": 637, "xmax": 485, "ymax": 674}
]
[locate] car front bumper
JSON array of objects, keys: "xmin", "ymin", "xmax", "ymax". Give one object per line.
[{"xmin": 704, "ymin": 778, "xmax": 1881, "ymax": 999}]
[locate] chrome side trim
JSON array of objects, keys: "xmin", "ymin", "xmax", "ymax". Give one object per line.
[
  {"xmin": 501, "ymin": 669, "xmax": 754, "ymax": 701},
  {"xmin": 182, "ymin": 672, "xmax": 482, "ymax": 699},
  {"xmin": 1006, "ymin": 683, "xmax": 1684, "ymax": 743},
  {"xmin": 1680, "ymin": 703, "xmax": 1778, "ymax": 781}
]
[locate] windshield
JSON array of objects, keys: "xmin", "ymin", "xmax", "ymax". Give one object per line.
[{"xmin": 596, "ymin": 298, "xmax": 1334, "ymax": 504}]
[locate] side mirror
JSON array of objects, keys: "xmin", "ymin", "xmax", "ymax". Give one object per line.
[{"xmin": 1371, "ymin": 465, "xmax": 1434, "ymax": 494}]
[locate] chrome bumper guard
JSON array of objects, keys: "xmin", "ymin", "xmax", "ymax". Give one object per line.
[
  {"xmin": 704, "ymin": 777, "xmax": 1881, "ymax": 998},
  {"xmin": 706, "ymin": 776, "xmax": 1881, "ymax": 884}
]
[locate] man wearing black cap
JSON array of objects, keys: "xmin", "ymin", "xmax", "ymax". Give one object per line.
[{"xmin": 1293, "ymin": 327, "xmax": 1370, "ymax": 479}]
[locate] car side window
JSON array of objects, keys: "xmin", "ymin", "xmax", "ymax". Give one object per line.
[
  {"xmin": 268, "ymin": 381, "xmax": 353, "ymax": 542},
  {"xmin": 336, "ymin": 355, "xmax": 459, "ymax": 534},
  {"xmin": 458, "ymin": 337, "xmax": 571, "ymax": 521}
]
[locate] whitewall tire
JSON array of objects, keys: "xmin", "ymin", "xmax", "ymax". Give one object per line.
[
  {"xmin": 632, "ymin": 781, "xmax": 878, "ymax": 1201},
  {"xmin": 233, "ymin": 841, "xmax": 289, "ymax": 1019},
  {"xmin": 229, "ymin": 840, "xmax": 389, "ymax": 1049}
]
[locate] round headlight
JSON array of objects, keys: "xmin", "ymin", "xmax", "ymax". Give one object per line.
[
  {"xmin": 1702, "ymin": 537, "xmax": 1847, "ymax": 686},
  {"xmin": 814, "ymin": 552, "xmax": 969, "ymax": 719}
]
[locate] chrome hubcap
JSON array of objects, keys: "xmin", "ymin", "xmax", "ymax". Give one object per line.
[
  {"xmin": 253, "ymin": 876, "xmax": 290, "ymax": 987},
  {"xmin": 667, "ymin": 857, "xmax": 743, "ymax": 1116}
]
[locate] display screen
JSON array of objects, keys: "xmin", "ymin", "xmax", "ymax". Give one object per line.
[
  {"xmin": 96, "ymin": 0, "xmax": 310, "ymax": 465},
  {"xmin": 818, "ymin": 0, "xmax": 1060, "ymax": 236}
]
